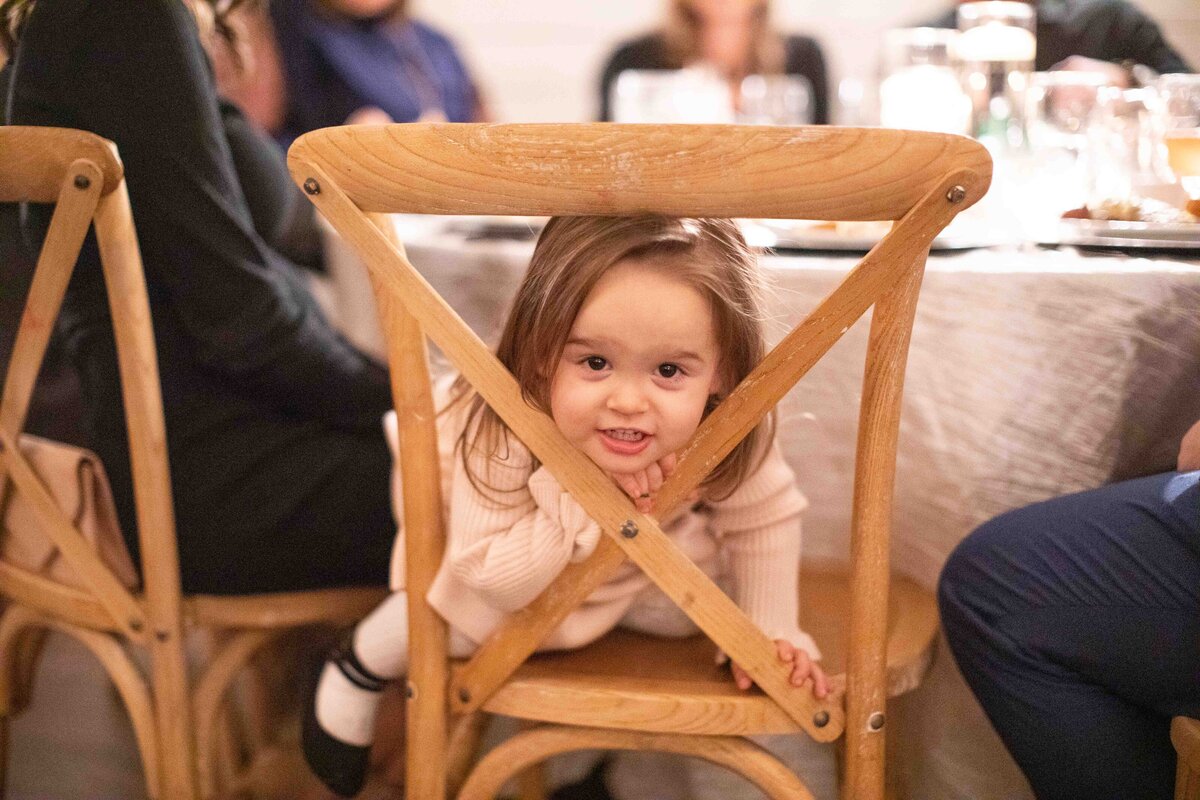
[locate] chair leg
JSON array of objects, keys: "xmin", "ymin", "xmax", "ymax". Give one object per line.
[
  {"xmin": 193, "ymin": 629, "xmax": 275, "ymax": 799},
  {"xmin": 7, "ymin": 628, "xmax": 46, "ymax": 716},
  {"xmin": 457, "ymin": 725, "xmax": 815, "ymax": 800},
  {"xmin": 516, "ymin": 720, "xmax": 547, "ymax": 800},
  {"xmin": 1173, "ymin": 718, "xmax": 1200, "ymax": 800},
  {"xmin": 447, "ymin": 712, "xmax": 490, "ymax": 799},
  {"xmin": 42, "ymin": 622, "xmax": 162, "ymax": 799}
]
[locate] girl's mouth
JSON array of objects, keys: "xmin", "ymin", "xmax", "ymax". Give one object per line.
[{"xmin": 599, "ymin": 428, "xmax": 652, "ymax": 455}]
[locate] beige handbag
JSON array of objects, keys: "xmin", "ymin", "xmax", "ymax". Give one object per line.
[{"xmin": 1, "ymin": 435, "xmax": 138, "ymax": 589}]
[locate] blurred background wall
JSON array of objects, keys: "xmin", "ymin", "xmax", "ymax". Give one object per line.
[{"xmin": 413, "ymin": 0, "xmax": 1200, "ymax": 123}]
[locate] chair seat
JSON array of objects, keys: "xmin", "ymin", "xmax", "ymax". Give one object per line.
[
  {"xmin": 186, "ymin": 586, "xmax": 388, "ymax": 629},
  {"xmin": 472, "ymin": 562, "xmax": 938, "ymax": 736},
  {"xmin": 1173, "ymin": 717, "xmax": 1200, "ymax": 798}
]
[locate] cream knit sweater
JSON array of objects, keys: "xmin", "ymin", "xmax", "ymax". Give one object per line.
[{"xmin": 384, "ymin": 382, "xmax": 819, "ymax": 659}]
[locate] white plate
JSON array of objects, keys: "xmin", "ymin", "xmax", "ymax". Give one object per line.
[
  {"xmin": 1061, "ymin": 219, "xmax": 1200, "ymax": 242},
  {"xmin": 1049, "ymin": 219, "xmax": 1200, "ymax": 251},
  {"xmin": 749, "ymin": 220, "xmax": 1002, "ymax": 253}
]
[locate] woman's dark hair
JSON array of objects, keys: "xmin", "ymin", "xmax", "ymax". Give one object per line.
[{"xmin": 0, "ymin": 0, "xmax": 259, "ymax": 57}]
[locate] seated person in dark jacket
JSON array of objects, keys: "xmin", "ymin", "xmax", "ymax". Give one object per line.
[
  {"xmin": 270, "ymin": 0, "xmax": 485, "ymax": 147},
  {"xmin": 2, "ymin": 0, "xmax": 396, "ymax": 595},
  {"xmin": 924, "ymin": 0, "xmax": 1193, "ymax": 85},
  {"xmin": 599, "ymin": 0, "xmax": 830, "ymax": 124}
]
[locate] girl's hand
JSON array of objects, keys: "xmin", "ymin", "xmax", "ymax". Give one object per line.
[
  {"xmin": 731, "ymin": 639, "xmax": 830, "ymax": 699},
  {"xmin": 610, "ymin": 452, "xmax": 677, "ymax": 514}
]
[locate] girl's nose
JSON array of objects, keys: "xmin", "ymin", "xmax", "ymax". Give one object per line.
[{"xmin": 606, "ymin": 380, "xmax": 649, "ymax": 415}]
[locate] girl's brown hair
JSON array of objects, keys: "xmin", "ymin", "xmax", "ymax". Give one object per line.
[
  {"xmin": 453, "ymin": 215, "xmax": 773, "ymax": 502},
  {"xmin": 662, "ymin": 0, "xmax": 785, "ymax": 82},
  {"xmin": 0, "ymin": 0, "xmax": 257, "ymax": 58}
]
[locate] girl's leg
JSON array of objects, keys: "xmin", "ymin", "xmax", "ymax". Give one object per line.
[
  {"xmin": 304, "ymin": 591, "xmax": 411, "ymax": 797},
  {"xmin": 939, "ymin": 471, "xmax": 1200, "ymax": 800}
]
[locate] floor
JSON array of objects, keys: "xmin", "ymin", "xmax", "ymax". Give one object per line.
[{"xmin": 3, "ymin": 632, "xmax": 613, "ymax": 800}]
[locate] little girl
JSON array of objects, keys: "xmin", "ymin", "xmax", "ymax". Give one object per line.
[{"xmin": 303, "ymin": 215, "xmax": 829, "ymax": 797}]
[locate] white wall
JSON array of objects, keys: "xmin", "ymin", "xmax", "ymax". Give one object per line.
[{"xmin": 413, "ymin": 0, "xmax": 1199, "ymax": 123}]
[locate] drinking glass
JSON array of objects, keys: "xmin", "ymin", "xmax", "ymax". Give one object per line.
[
  {"xmin": 737, "ymin": 74, "xmax": 813, "ymax": 125},
  {"xmin": 1158, "ymin": 74, "xmax": 1200, "ymax": 208},
  {"xmin": 610, "ymin": 67, "xmax": 735, "ymax": 124},
  {"xmin": 956, "ymin": 1, "xmax": 1037, "ymax": 147},
  {"xmin": 1025, "ymin": 71, "xmax": 1110, "ymax": 213},
  {"xmin": 879, "ymin": 28, "xmax": 970, "ymax": 134}
]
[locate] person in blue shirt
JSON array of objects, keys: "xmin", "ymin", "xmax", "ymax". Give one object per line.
[{"xmin": 270, "ymin": 0, "xmax": 485, "ymax": 147}]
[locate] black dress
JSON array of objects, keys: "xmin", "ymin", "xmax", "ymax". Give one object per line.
[
  {"xmin": 2, "ymin": 0, "xmax": 395, "ymax": 594},
  {"xmin": 597, "ymin": 32, "xmax": 831, "ymax": 124},
  {"xmin": 924, "ymin": 0, "xmax": 1193, "ymax": 74}
]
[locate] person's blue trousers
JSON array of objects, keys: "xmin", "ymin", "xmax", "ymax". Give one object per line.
[{"xmin": 939, "ymin": 471, "xmax": 1200, "ymax": 800}]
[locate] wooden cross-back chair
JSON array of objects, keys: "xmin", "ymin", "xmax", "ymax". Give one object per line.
[
  {"xmin": 1174, "ymin": 717, "xmax": 1200, "ymax": 798},
  {"xmin": 0, "ymin": 126, "xmax": 387, "ymax": 799},
  {"xmin": 289, "ymin": 123, "xmax": 992, "ymax": 800}
]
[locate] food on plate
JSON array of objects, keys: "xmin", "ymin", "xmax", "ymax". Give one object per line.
[{"xmin": 1060, "ymin": 197, "xmax": 1198, "ymax": 224}]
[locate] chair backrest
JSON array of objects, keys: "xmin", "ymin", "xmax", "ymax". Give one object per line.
[
  {"xmin": 0, "ymin": 126, "xmax": 196, "ymax": 796},
  {"xmin": 288, "ymin": 122, "xmax": 991, "ymax": 799}
]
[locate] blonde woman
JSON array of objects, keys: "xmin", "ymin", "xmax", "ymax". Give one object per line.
[
  {"xmin": 303, "ymin": 216, "xmax": 835, "ymax": 798},
  {"xmin": 598, "ymin": 0, "xmax": 829, "ymax": 123},
  {"xmin": 1, "ymin": 0, "xmax": 397, "ymax": 594}
]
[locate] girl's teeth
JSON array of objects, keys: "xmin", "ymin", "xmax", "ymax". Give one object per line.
[{"xmin": 607, "ymin": 429, "xmax": 644, "ymax": 442}]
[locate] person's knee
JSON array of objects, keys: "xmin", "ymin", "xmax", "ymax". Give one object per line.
[{"xmin": 938, "ymin": 511, "xmax": 1028, "ymax": 629}]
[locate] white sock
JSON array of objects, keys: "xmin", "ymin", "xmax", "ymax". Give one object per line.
[
  {"xmin": 352, "ymin": 591, "xmax": 410, "ymax": 679},
  {"xmin": 314, "ymin": 661, "xmax": 382, "ymax": 747},
  {"xmin": 313, "ymin": 592, "xmax": 411, "ymax": 747}
]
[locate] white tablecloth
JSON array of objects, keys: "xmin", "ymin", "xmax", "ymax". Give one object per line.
[{"xmin": 320, "ymin": 216, "xmax": 1200, "ymax": 799}]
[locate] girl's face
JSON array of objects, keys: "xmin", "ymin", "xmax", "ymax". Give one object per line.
[{"xmin": 549, "ymin": 258, "xmax": 722, "ymax": 477}]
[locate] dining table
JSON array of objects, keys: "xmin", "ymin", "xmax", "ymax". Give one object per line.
[{"xmin": 315, "ymin": 213, "xmax": 1200, "ymax": 800}]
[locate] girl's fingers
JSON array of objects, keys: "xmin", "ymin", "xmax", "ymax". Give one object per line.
[
  {"xmin": 659, "ymin": 452, "xmax": 678, "ymax": 476},
  {"xmin": 811, "ymin": 662, "xmax": 830, "ymax": 699},
  {"xmin": 775, "ymin": 639, "xmax": 796, "ymax": 663},
  {"xmin": 645, "ymin": 461, "xmax": 665, "ymax": 495},
  {"xmin": 730, "ymin": 662, "xmax": 752, "ymax": 691},
  {"xmin": 790, "ymin": 650, "xmax": 811, "ymax": 687},
  {"xmin": 612, "ymin": 473, "xmax": 641, "ymax": 501}
]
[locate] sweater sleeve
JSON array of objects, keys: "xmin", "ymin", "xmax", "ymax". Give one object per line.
[
  {"xmin": 445, "ymin": 436, "xmax": 602, "ymax": 612},
  {"xmin": 20, "ymin": 0, "xmax": 392, "ymax": 429},
  {"xmin": 709, "ymin": 444, "xmax": 821, "ymax": 660}
]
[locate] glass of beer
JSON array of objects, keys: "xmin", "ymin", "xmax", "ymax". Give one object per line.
[{"xmin": 1159, "ymin": 74, "xmax": 1200, "ymax": 211}]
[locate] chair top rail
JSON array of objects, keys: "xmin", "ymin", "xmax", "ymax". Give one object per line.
[
  {"xmin": 288, "ymin": 123, "xmax": 992, "ymax": 220},
  {"xmin": 0, "ymin": 126, "xmax": 124, "ymax": 203}
]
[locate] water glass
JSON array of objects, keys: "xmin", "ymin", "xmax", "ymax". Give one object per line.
[
  {"xmin": 610, "ymin": 67, "xmax": 735, "ymax": 124},
  {"xmin": 1158, "ymin": 74, "xmax": 1200, "ymax": 202},
  {"xmin": 956, "ymin": 1, "xmax": 1037, "ymax": 146},
  {"xmin": 737, "ymin": 74, "xmax": 813, "ymax": 125},
  {"xmin": 879, "ymin": 28, "xmax": 970, "ymax": 134}
]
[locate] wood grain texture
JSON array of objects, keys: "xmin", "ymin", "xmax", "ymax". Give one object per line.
[
  {"xmin": 298, "ymin": 159, "xmax": 844, "ymax": 740},
  {"xmin": 290, "ymin": 122, "xmax": 989, "ymax": 796},
  {"xmin": 1175, "ymin": 717, "xmax": 1200, "ymax": 799},
  {"xmin": 842, "ymin": 247, "xmax": 927, "ymax": 800},
  {"xmin": 288, "ymin": 123, "xmax": 991, "ymax": 220},
  {"xmin": 367, "ymin": 211, "xmax": 454, "ymax": 800},
  {"xmin": 0, "ymin": 160, "xmax": 100, "ymax": 466},
  {"xmin": 0, "ymin": 128, "xmax": 395, "ymax": 800},
  {"xmin": 0, "ymin": 127, "xmax": 122, "ymax": 203},
  {"xmin": 471, "ymin": 563, "xmax": 936, "ymax": 736},
  {"xmin": 457, "ymin": 724, "xmax": 816, "ymax": 800}
]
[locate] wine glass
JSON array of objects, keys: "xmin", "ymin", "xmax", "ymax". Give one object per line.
[{"xmin": 1158, "ymin": 74, "xmax": 1200, "ymax": 214}]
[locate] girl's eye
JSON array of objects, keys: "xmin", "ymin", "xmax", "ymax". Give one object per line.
[
  {"xmin": 657, "ymin": 363, "xmax": 680, "ymax": 378},
  {"xmin": 585, "ymin": 356, "xmax": 607, "ymax": 371}
]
